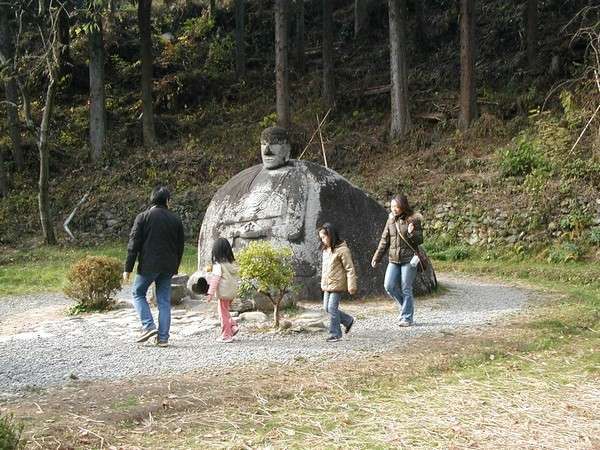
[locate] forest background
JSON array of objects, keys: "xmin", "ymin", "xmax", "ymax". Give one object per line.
[{"xmin": 0, "ymin": 0, "xmax": 598, "ymax": 269}]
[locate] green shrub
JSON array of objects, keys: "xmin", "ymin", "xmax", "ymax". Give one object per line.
[
  {"xmin": 259, "ymin": 112, "xmax": 278, "ymax": 129},
  {"xmin": 559, "ymin": 210, "xmax": 593, "ymax": 236},
  {"xmin": 427, "ymin": 240, "xmax": 471, "ymax": 262},
  {"xmin": 588, "ymin": 228, "xmax": 600, "ymax": 246},
  {"xmin": 205, "ymin": 34, "xmax": 235, "ymax": 77},
  {"xmin": 160, "ymin": 15, "xmax": 215, "ymax": 68},
  {"xmin": 560, "ymin": 158, "xmax": 600, "ymax": 183},
  {"xmin": 524, "ymin": 167, "xmax": 552, "ymax": 195},
  {"xmin": 559, "ymin": 90, "xmax": 585, "ymax": 129},
  {"xmin": 497, "ymin": 137, "xmax": 549, "ymax": 177},
  {"xmin": 0, "ymin": 191, "xmax": 38, "ymax": 244},
  {"xmin": 424, "ymin": 233, "xmax": 458, "ymax": 254},
  {"xmin": 237, "ymin": 241, "xmax": 295, "ymax": 328},
  {"xmin": 64, "ymin": 256, "xmax": 122, "ymax": 314},
  {"xmin": 0, "ymin": 413, "xmax": 24, "ymax": 450},
  {"xmin": 471, "ymin": 112, "xmax": 507, "ymax": 138},
  {"xmin": 443, "ymin": 245, "xmax": 472, "ymax": 261},
  {"xmin": 546, "ymin": 242, "xmax": 583, "ymax": 263},
  {"xmin": 181, "ymin": 15, "xmax": 215, "ymax": 40},
  {"xmin": 110, "ymin": 54, "xmax": 139, "ymax": 80}
]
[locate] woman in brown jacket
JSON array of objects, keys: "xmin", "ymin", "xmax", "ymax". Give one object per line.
[
  {"xmin": 371, "ymin": 194, "xmax": 423, "ymax": 327},
  {"xmin": 318, "ymin": 223, "xmax": 357, "ymax": 342}
]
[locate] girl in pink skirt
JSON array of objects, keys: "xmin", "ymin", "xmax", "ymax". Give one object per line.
[{"xmin": 206, "ymin": 238, "xmax": 240, "ymax": 343}]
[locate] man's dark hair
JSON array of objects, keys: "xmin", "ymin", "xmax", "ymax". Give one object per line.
[
  {"xmin": 150, "ymin": 186, "xmax": 171, "ymax": 206},
  {"xmin": 212, "ymin": 238, "xmax": 235, "ymax": 264},
  {"xmin": 318, "ymin": 222, "xmax": 343, "ymax": 250}
]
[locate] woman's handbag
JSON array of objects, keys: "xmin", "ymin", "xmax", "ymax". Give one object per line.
[{"xmin": 395, "ymin": 222, "xmax": 429, "ymax": 273}]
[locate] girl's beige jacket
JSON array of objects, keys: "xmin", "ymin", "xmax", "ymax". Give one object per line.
[{"xmin": 320, "ymin": 241, "xmax": 358, "ymax": 293}]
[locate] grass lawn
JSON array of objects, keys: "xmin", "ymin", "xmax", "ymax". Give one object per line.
[{"xmin": 0, "ymin": 243, "xmax": 199, "ymax": 297}]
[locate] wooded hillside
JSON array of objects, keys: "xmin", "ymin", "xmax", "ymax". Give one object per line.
[{"xmin": 0, "ymin": 0, "xmax": 598, "ymax": 264}]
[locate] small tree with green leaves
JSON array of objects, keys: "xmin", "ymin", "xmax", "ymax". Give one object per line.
[{"xmin": 237, "ymin": 241, "xmax": 295, "ymax": 328}]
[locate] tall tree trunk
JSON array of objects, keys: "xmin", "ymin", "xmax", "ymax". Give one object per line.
[
  {"xmin": 58, "ymin": 2, "xmax": 71, "ymax": 71},
  {"xmin": 89, "ymin": 17, "xmax": 106, "ymax": 163},
  {"xmin": 106, "ymin": 0, "xmax": 118, "ymax": 36},
  {"xmin": 0, "ymin": 149, "xmax": 7, "ymax": 197},
  {"xmin": 388, "ymin": 0, "xmax": 411, "ymax": 139},
  {"xmin": 138, "ymin": 0, "xmax": 157, "ymax": 147},
  {"xmin": 38, "ymin": 77, "xmax": 57, "ymax": 245},
  {"xmin": 234, "ymin": 0, "xmax": 245, "ymax": 79},
  {"xmin": 458, "ymin": 0, "xmax": 477, "ymax": 130},
  {"xmin": 414, "ymin": 0, "xmax": 425, "ymax": 50},
  {"xmin": 526, "ymin": 0, "xmax": 537, "ymax": 69},
  {"xmin": 354, "ymin": 0, "xmax": 369, "ymax": 37},
  {"xmin": 209, "ymin": 0, "xmax": 216, "ymax": 17},
  {"xmin": 275, "ymin": 0, "xmax": 290, "ymax": 129},
  {"xmin": 0, "ymin": 8, "xmax": 24, "ymax": 171},
  {"xmin": 322, "ymin": 0, "xmax": 335, "ymax": 109},
  {"xmin": 19, "ymin": 83, "xmax": 33, "ymax": 129},
  {"xmin": 38, "ymin": 0, "xmax": 48, "ymax": 16},
  {"xmin": 273, "ymin": 299, "xmax": 281, "ymax": 328},
  {"xmin": 5, "ymin": 80, "xmax": 23, "ymax": 170},
  {"xmin": 294, "ymin": 0, "xmax": 305, "ymax": 74}
]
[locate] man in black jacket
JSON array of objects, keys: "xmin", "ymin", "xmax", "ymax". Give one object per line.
[{"xmin": 123, "ymin": 186, "xmax": 185, "ymax": 347}]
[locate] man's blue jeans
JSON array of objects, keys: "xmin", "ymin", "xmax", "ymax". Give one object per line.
[
  {"xmin": 384, "ymin": 262, "xmax": 417, "ymax": 323},
  {"xmin": 323, "ymin": 291, "xmax": 353, "ymax": 338},
  {"xmin": 132, "ymin": 272, "xmax": 173, "ymax": 342}
]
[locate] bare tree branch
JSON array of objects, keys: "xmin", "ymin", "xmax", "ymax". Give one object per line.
[
  {"xmin": 298, "ymin": 108, "xmax": 331, "ymax": 160},
  {"xmin": 569, "ymin": 103, "xmax": 600, "ymax": 155},
  {"xmin": 543, "ymin": 6, "xmax": 600, "ymax": 116},
  {"xmin": 561, "ymin": 6, "xmax": 600, "ymax": 154},
  {"xmin": 64, "ymin": 192, "xmax": 90, "ymax": 240}
]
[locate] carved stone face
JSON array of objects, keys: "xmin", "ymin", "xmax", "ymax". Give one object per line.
[
  {"xmin": 261, "ymin": 140, "xmax": 291, "ymax": 170},
  {"xmin": 260, "ymin": 126, "xmax": 291, "ymax": 170}
]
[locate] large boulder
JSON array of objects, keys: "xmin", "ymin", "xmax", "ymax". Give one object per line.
[
  {"xmin": 149, "ymin": 274, "xmax": 189, "ymax": 305},
  {"xmin": 197, "ymin": 159, "xmax": 437, "ymax": 300},
  {"xmin": 187, "ymin": 270, "xmax": 209, "ymax": 296}
]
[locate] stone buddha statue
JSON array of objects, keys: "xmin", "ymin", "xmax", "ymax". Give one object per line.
[
  {"xmin": 197, "ymin": 126, "xmax": 436, "ymax": 301},
  {"xmin": 214, "ymin": 127, "xmax": 307, "ymax": 248}
]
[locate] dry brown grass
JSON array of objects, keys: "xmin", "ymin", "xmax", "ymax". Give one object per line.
[
  {"xmin": 5, "ymin": 264, "xmax": 598, "ymax": 449},
  {"xmin": 5, "ymin": 311, "xmax": 598, "ymax": 450},
  {"xmin": 126, "ymin": 341, "xmax": 598, "ymax": 450}
]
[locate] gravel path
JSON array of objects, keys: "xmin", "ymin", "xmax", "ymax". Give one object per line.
[{"xmin": 0, "ymin": 274, "xmax": 529, "ymax": 398}]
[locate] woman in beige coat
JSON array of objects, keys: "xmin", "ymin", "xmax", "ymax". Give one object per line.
[{"xmin": 318, "ymin": 223, "xmax": 358, "ymax": 342}]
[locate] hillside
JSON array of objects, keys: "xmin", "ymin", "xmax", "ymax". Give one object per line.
[{"xmin": 0, "ymin": 0, "xmax": 598, "ymax": 265}]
